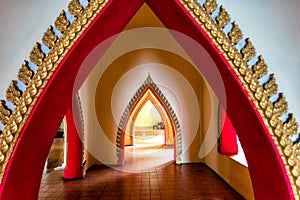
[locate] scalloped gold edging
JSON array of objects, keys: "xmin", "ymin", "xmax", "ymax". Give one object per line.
[
  {"xmin": 179, "ymin": 0, "xmax": 299, "ymax": 197},
  {"xmin": 0, "ymin": 0, "xmax": 109, "ymax": 182},
  {"xmin": 0, "ymin": 0, "xmax": 298, "ymax": 197},
  {"xmin": 116, "ymin": 75, "xmax": 182, "ymax": 164}
]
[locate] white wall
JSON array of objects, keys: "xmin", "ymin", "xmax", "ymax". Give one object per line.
[
  {"xmin": 0, "ymin": 0, "xmax": 69, "ymax": 99},
  {"xmin": 217, "ymin": 0, "xmax": 300, "ymax": 123}
]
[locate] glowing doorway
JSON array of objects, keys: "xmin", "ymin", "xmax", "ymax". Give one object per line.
[{"xmin": 116, "ymin": 75, "xmax": 182, "ymax": 172}]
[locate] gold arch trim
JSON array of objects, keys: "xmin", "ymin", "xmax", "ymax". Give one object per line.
[
  {"xmin": 180, "ymin": 0, "xmax": 300, "ymax": 196},
  {"xmin": 116, "ymin": 74, "xmax": 182, "ymax": 164},
  {"xmin": 125, "ymin": 89, "xmax": 173, "ymax": 146},
  {"xmin": 0, "ymin": 0, "xmax": 298, "ymax": 196},
  {"xmin": 0, "ymin": 0, "xmax": 109, "ymax": 180}
]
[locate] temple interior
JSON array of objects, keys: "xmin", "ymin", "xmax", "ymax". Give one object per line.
[{"xmin": 0, "ymin": 0, "xmax": 299, "ymax": 200}]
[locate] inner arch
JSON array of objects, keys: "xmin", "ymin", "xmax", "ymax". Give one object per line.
[
  {"xmin": 0, "ymin": 1, "xmax": 294, "ymax": 199},
  {"xmin": 117, "ymin": 75, "xmax": 181, "ymax": 165}
]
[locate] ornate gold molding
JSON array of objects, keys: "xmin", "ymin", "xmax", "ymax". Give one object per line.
[
  {"xmin": 6, "ymin": 80, "xmax": 22, "ymax": 105},
  {"xmin": 55, "ymin": 10, "xmax": 70, "ymax": 34},
  {"xmin": 42, "ymin": 26, "xmax": 58, "ymax": 49},
  {"xmin": 0, "ymin": 101, "xmax": 11, "ymax": 125},
  {"xmin": 29, "ymin": 43, "xmax": 45, "ymax": 67},
  {"xmin": 228, "ymin": 22, "xmax": 243, "ymax": 45},
  {"xmin": 179, "ymin": 0, "xmax": 299, "ymax": 197},
  {"xmin": 18, "ymin": 61, "xmax": 33, "ymax": 85},
  {"xmin": 216, "ymin": 6, "xmax": 230, "ymax": 28},
  {"xmin": 0, "ymin": 0, "xmax": 109, "ymax": 180},
  {"xmin": 0, "ymin": 0, "xmax": 298, "ymax": 197},
  {"xmin": 68, "ymin": 0, "xmax": 84, "ymax": 18},
  {"xmin": 116, "ymin": 75, "xmax": 182, "ymax": 165}
]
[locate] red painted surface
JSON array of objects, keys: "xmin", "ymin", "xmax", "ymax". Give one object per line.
[
  {"xmin": 64, "ymin": 107, "xmax": 83, "ymax": 179},
  {"xmin": 219, "ymin": 107, "xmax": 238, "ymax": 155},
  {"xmin": 0, "ymin": 0, "xmax": 294, "ymax": 199}
]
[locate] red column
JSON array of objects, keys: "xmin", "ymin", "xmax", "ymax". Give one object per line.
[
  {"xmin": 63, "ymin": 106, "xmax": 83, "ymax": 179},
  {"xmin": 219, "ymin": 108, "xmax": 238, "ymax": 155}
]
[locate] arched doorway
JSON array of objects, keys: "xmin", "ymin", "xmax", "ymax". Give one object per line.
[
  {"xmin": 116, "ymin": 75, "xmax": 181, "ymax": 169},
  {"xmin": 0, "ymin": 0, "xmax": 297, "ymax": 199}
]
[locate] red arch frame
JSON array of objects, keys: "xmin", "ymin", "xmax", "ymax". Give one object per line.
[
  {"xmin": 0, "ymin": 0, "xmax": 293, "ymax": 199},
  {"xmin": 119, "ymin": 87, "xmax": 178, "ymax": 165}
]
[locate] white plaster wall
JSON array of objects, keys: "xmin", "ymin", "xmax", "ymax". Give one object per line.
[
  {"xmin": 111, "ymin": 64, "xmax": 200, "ymax": 163},
  {"xmin": 80, "ymin": 62, "xmax": 200, "ymax": 164},
  {"xmin": 217, "ymin": 0, "xmax": 300, "ymax": 122},
  {"xmin": 0, "ymin": 0, "xmax": 69, "ymax": 97}
]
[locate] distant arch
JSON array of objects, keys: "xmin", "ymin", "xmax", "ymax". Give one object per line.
[{"xmin": 116, "ymin": 75, "xmax": 181, "ymax": 165}]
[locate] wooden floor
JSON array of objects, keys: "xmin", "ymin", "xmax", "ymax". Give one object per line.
[{"xmin": 39, "ymin": 163, "xmax": 244, "ymax": 200}]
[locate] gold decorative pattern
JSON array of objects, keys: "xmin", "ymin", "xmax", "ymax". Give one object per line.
[
  {"xmin": 6, "ymin": 80, "xmax": 22, "ymax": 105},
  {"xmin": 263, "ymin": 74, "xmax": 278, "ymax": 97},
  {"xmin": 42, "ymin": 26, "xmax": 58, "ymax": 49},
  {"xmin": 216, "ymin": 6, "xmax": 230, "ymax": 28},
  {"xmin": 273, "ymin": 93, "xmax": 288, "ymax": 117},
  {"xmin": 252, "ymin": 55, "xmax": 268, "ymax": 78},
  {"xmin": 179, "ymin": 0, "xmax": 300, "ymax": 196},
  {"xmin": 29, "ymin": 43, "xmax": 45, "ymax": 67},
  {"xmin": 68, "ymin": 0, "xmax": 83, "ymax": 18},
  {"xmin": 228, "ymin": 22, "xmax": 243, "ymax": 45},
  {"xmin": 0, "ymin": 0, "xmax": 109, "ymax": 180},
  {"xmin": 55, "ymin": 10, "xmax": 70, "ymax": 33},
  {"xmin": 75, "ymin": 93, "xmax": 85, "ymax": 169},
  {"xmin": 203, "ymin": 0, "xmax": 218, "ymax": 14},
  {"xmin": 284, "ymin": 114, "xmax": 298, "ymax": 136},
  {"xmin": 0, "ymin": 101, "xmax": 11, "ymax": 125},
  {"xmin": 116, "ymin": 75, "xmax": 182, "ymax": 164},
  {"xmin": 0, "ymin": 0, "xmax": 298, "ymax": 197},
  {"xmin": 18, "ymin": 61, "xmax": 33, "ymax": 85},
  {"xmin": 241, "ymin": 38, "xmax": 256, "ymax": 62}
]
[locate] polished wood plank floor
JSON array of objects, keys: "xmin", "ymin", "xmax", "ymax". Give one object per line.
[{"xmin": 39, "ymin": 162, "xmax": 245, "ymax": 200}]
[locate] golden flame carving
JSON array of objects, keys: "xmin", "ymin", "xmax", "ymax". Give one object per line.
[
  {"xmin": 0, "ymin": 0, "xmax": 299, "ymax": 197},
  {"xmin": 0, "ymin": 0, "xmax": 109, "ymax": 180},
  {"xmin": 18, "ymin": 61, "xmax": 33, "ymax": 85},
  {"xmin": 42, "ymin": 26, "xmax": 58, "ymax": 49},
  {"xmin": 29, "ymin": 43, "xmax": 45, "ymax": 67},
  {"xmin": 55, "ymin": 10, "xmax": 70, "ymax": 33},
  {"xmin": 216, "ymin": 6, "xmax": 230, "ymax": 28},
  {"xmin": 204, "ymin": 0, "xmax": 218, "ymax": 14},
  {"xmin": 68, "ymin": 0, "xmax": 83, "ymax": 18},
  {"xmin": 241, "ymin": 38, "xmax": 256, "ymax": 62},
  {"xmin": 228, "ymin": 22, "xmax": 243, "ymax": 45},
  {"xmin": 0, "ymin": 101, "xmax": 11, "ymax": 125},
  {"xmin": 180, "ymin": 0, "xmax": 300, "ymax": 196},
  {"xmin": 6, "ymin": 80, "xmax": 22, "ymax": 105}
]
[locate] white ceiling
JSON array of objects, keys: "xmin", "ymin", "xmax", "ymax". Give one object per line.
[{"xmin": 0, "ymin": 0, "xmax": 299, "ymax": 123}]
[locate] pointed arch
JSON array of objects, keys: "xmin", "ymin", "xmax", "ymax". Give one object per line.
[
  {"xmin": 124, "ymin": 90, "xmax": 173, "ymax": 146},
  {"xmin": 0, "ymin": 0, "xmax": 297, "ymax": 199},
  {"xmin": 116, "ymin": 75, "xmax": 181, "ymax": 165}
]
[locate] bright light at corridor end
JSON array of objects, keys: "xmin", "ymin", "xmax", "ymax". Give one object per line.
[{"xmin": 72, "ymin": 27, "xmax": 227, "ymax": 173}]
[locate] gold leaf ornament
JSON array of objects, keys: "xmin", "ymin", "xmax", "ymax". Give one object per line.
[
  {"xmin": 204, "ymin": 0, "xmax": 218, "ymax": 14},
  {"xmin": 68, "ymin": 0, "xmax": 83, "ymax": 18},
  {"xmin": 55, "ymin": 10, "xmax": 70, "ymax": 33},
  {"xmin": 42, "ymin": 26, "xmax": 58, "ymax": 49},
  {"xmin": 6, "ymin": 81, "xmax": 22, "ymax": 105},
  {"xmin": 0, "ymin": 100, "xmax": 11, "ymax": 124},
  {"xmin": 29, "ymin": 43, "xmax": 45, "ymax": 67},
  {"xmin": 241, "ymin": 38, "xmax": 256, "ymax": 62},
  {"xmin": 253, "ymin": 56, "xmax": 268, "ymax": 78},
  {"xmin": 18, "ymin": 61, "xmax": 33, "ymax": 85},
  {"xmin": 228, "ymin": 22, "xmax": 243, "ymax": 45},
  {"xmin": 216, "ymin": 6, "xmax": 230, "ymax": 28}
]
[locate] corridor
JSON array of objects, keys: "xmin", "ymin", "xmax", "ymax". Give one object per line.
[{"xmin": 39, "ymin": 162, "xmax": 244, "ymax": 199}]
